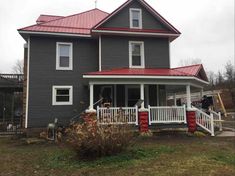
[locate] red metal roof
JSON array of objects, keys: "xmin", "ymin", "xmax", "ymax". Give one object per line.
[
  {"xmin": 84, "ymin": 64, "xmax": 208, "ymax": 82},
  {"xmin": 18, "ymin": 0, "xmax": 180, "ymax": 37},
  {"xmin": 18, "ymin": 9, "xmax": 109, "ymax": 35},
  {"xmin": 36, "ymin": 15, "xmax": 64, "ymax": 23}
]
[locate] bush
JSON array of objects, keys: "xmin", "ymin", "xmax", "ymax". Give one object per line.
[{"xmin": 65, "ymin": 113, "xmax": 133, "ymax": 159}]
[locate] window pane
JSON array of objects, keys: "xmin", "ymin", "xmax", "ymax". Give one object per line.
[
  {"xmin": 56, "ymin": 96, "xmax": 69, "ymax": 102},
  {"xmin": 59, "ymin": 56, "xmax": 70, "ymax": 67},
  {"xmin": 132, "ymin": 44, "xmax": 141, "ymax": 55},
  {"xmin": 59, "ymin": 44, "xmax": 70, "ymax": 57},
  {"xmin": 132, "ymin": 11, "xmax": 139, "ymax": 19},
  {"xmin": 132, "ymin": 56, "xmax": 141, "ymax": 66},
  {"xmin": 132, "ymin": 20, "xmax": 139, "ymax": 27},
  {"xmin": 57, "ymin": 89, "xmax": 69, "ymax": 95}
]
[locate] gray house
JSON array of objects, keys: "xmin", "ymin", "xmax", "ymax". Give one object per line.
[{"xmin": 18, "ymin": 0, "xmax": 217, "ymax": 135}]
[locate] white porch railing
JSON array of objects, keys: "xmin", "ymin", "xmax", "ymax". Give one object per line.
[
  {"xmin": 195, "ymin": 108, "xmax": 215, "ymax": 136},
  {"xmin": 210, "ymin": 110, "xmax": 223, "ymax": 131},
  {"xmin": 97, "ymin": 106, "xmax": 138, "ymax": 125},
  {"xmin": 148, "ymin": 105, "xmax": 186, "ymax": 125}
]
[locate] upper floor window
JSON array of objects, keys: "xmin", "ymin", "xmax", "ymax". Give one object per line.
[
  {"xmin": 52, "ymin": 86, "xmax": 73, "ymax": 105},
  {"xmin": 130, "ymin": 8, "xmax": 142, "ymax": 29},
  {"xmin": 56, "ymin": 42, "xmax": 73, "ymax": 70},
  {"xmin": 129, "ymin": 41, "xmax": 145, "ymax": 68}
]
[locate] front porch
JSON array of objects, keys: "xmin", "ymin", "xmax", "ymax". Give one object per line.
[{"xmin": 82, "ymin": 66, "xmax": 221, "ymax": 136}]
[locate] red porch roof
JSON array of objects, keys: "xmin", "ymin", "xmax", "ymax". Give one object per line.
[{"xmin": 84, "ymin": 64, "xmax": 208, "ymax": 82}]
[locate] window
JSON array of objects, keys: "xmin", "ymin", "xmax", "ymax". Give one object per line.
[
  {"xmin": 52, "ymin": 86, "xmax": 73, "ymax": 105},
  {"xmin": 56, "ymin": 42, "xmax": 73, "ymax": 70},
  {"xmin": 130, "ymin": 8, "xmax": 142, "ymax": 29},
  {"xmin": 129, "ymin": 41, "xmax": 145, "ymax": 68}
]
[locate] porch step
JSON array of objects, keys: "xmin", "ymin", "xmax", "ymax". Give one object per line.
[{"xmin": 149, "ymin": 123, "xmax": 187, "ymax": 130}]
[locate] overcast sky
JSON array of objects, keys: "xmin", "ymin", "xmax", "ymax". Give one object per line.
[{"xmin": 0, "ymin": 0, "xmax": 234, "ymax": 74}]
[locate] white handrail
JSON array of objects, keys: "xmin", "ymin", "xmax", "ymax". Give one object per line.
[
  {"xmin": 148, "ymin": 105, "xmax": 186, "ymax": 125},
  {"xmin": 97, "ymin": 106, "xmax": 138, "ymax": 125},
  {"xmin": 195, "ymin": 108, "xmax": 215, "ymax": 136},
  {"xmin": 210, "ymin": 110, "xmax": 222, "ymax": 131}
]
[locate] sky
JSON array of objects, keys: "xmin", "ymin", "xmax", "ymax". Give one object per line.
[{"xmin": 0, "ymin": 0, "xmax": 234, "ymax": 74}]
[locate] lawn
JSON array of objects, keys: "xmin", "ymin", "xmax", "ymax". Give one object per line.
[{"xmin": 0, "ymin": 133, "xmax": 235, "ymax": 176}]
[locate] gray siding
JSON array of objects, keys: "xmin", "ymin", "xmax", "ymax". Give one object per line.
[
  {"xmin": 101, "ymin": 0, "xmax": 169, "ymax": 31},
  {"xmin": 101, "ymin": 35, "xmax": 170, "ymax": 70},
  {"xmin": 28, "ymin": 36, "xmax": 98, "ymax": 128}
]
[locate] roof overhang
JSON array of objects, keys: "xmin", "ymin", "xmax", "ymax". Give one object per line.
[
  {"xmin": 83, "ymin": 74, "xmax": 209, "ymax": 87},
  {"xmin": 18, "ymin": 30, "xmax": 91, "ymax": 41},
  {"xmin": 91, "ymin": 29, "xmax": 180, "ymax": 41}
]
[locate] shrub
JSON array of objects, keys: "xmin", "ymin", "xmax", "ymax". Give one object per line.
[{"xmin": 65, "ymin": 113, "xmax": 133, "ymax": 159}]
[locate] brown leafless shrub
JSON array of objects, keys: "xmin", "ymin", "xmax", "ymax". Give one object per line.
[{"xmin": 65, "ymin": 113, "xmax": 133, "ymax": 159}]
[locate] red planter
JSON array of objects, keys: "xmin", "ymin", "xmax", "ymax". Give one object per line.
[{"xmin": 186, "ymin": 111, "xmax": 196, "ymax": 133}]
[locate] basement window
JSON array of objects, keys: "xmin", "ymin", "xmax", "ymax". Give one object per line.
[
  {"xmin": 56, "ymin": 42, "xmax": 73, "ymax": 70},
  {"xmin": 52, "ymin": 86, "xmax": 73, "ymax": 105}
]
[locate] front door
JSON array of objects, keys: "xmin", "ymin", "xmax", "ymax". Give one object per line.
[{"xmin": 125, "ymin": 86, "xmax": 140, "ymax": 107}]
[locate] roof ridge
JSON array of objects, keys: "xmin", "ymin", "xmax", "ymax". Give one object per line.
[
  {"xmin": 40, "ymin": 8, "xmax": 109, "ymax": 26},
  {"xmin": 39, "ymin": 14, "xmax": 64, "ymax": 17},
  {"xmin": 18, "ymin": 8, "xmax": 109, "ymax": 31}
]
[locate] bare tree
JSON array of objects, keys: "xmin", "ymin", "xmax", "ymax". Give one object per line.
[
  {"xmin": 207, "ymin": 71, "xmax": 216, "ymax": 86},
  {"xmin": 12, "ymin": 59, "xmax": 23, "ymax": 74},
  {"xmin": 216, "ymin": 71, "xmax": 224, "ymax": 85},
  {"xmin": 224, "ymin": 60, "xmax": 234, "ymax": 82},
  {"xmin": 179, "ymin": 58, "xmax": 202, "ymax": 66}
]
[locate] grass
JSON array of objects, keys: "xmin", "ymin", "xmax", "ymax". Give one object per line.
[{"xmin": 0, "ymin": 134, "xmax": 235, "ymax": 176}]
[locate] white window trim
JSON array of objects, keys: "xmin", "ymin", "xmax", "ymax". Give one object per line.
[
  {"xmin": 129, "ymin": 41, "xmax": 145, "ymax": 68},
  {"xmin": 129, "ymin": 8, "xmax": 142, "ymax": 29},
  {"xmin": 56, "ymin": 42, "xmax": 73, "ymax": 70},
  {"xmin": 52, "ymin": 86, "xmax": 73, "ymax": 105}
]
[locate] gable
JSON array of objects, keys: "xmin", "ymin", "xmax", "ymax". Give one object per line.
[{"xmin": 96, "ymin": 0, "xmax": 177, "ymax": 33}]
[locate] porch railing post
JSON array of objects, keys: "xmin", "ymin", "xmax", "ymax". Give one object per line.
[
  {"xmin": 135, "ymin": 106, "xmax": 138, "ymax": 125},
  {"xmin": 97, "ymin": 106, "xmax": 99, "ymax": 122},
  {"xmin": 210, "ymin": 113, "xmax": 215, "ymax": 136},
  {"xmin": 218, "ymin": 112, "xmax": 222, "ymax": 131},
  {"xmin": 183, "ymin": 104, "xmax": 187, "ymax": 123},
  {"xmin": 186, "ymin": 84, "xmax": 191, "ymax": 110}
]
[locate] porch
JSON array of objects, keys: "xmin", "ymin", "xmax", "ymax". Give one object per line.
[{"xmin": 82, "ymin": 66, "xmax": 221, "ymax": 136}]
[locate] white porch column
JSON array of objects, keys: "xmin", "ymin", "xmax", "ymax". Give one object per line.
[
  {"xmin": 173, "ymin": 93, "xmax": 177, "ymax": 106},
  {"xmin": 186, "ymin": 84, "xmax": 191, "ymax": 109},
  {"xmin": 140, "ymin": 83, "xmax": 145, "ymax": 110},
  {"xmin": 156, "ymin": 85, "xmax": 159, "ymax": 106},
  {"xmin": 200, "ymin": 88, "xmax": 203, "ymax": 98},
  {"xmin": 86, "ymin": 83, "xmax": 96, "ymax": 112}
]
